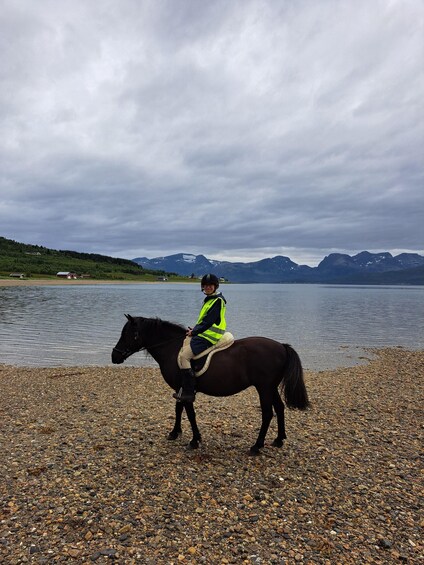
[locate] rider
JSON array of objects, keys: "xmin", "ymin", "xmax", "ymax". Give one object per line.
[{"xmin": 173, "ymin": 273, "xmax": 227, "ymax": 403}]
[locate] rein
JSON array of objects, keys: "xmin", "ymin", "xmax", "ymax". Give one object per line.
[{"xmin": 112, "ymin": 334, "xmax": 184, "ymax": 359}]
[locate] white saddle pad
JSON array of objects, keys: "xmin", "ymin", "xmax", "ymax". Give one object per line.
[{"xmin": 178, "ymin": 332, "xmax": 235, "ymax": 376}]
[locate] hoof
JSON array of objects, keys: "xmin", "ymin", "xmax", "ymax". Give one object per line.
[
  {"xmin": 167, "ymin": 430, "xmax": 182, "ymax": 441},
  {"xmin": 248, "ymin": 446, "xmax": 262, "ymax": 456},
  {"xmin": 272, "ymin": 438, "xmax": 284, "ymax": 448},
  {"xmin": 188, "ymin": 440, "xmax": 200, "ymax": 450}
]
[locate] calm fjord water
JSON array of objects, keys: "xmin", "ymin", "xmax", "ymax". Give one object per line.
[{"xmin": 0, "ymin": 283, "xmax": 422, "ymax": 370}]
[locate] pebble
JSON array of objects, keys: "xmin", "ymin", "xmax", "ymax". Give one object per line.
[{"xmin": 378, "ymin": 539, "xmax": 393, "ymax": 549}]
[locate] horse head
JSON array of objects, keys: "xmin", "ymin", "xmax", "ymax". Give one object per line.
[{"xmin": 111, "ymin": 314, "xmax": 143, "ymax": 364}]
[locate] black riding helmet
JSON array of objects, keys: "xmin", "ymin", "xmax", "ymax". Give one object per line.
[{"xmin": 201, "ymin": 273, "xmax": 219, "ymax": 290}]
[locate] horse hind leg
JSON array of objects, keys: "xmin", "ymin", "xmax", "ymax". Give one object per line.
[
  {"xmin": 271, "ymin": 388, "xmax": 286, "ymax": 448},
  {"xmin": 250, "ymin": 389, "xmax": 274, "ymax": 455}
]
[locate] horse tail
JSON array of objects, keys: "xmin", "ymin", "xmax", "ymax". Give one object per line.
[{"xmin": 280, "ymin": 344, "xmax": 310, "ymax": 410}]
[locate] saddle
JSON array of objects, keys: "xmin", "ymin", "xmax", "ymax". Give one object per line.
[{"xmin": 178, "ymin": 332, "xmax": 235, "ymax": 377}]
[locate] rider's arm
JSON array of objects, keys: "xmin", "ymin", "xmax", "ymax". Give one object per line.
[{"xmin": 191, "ymin": 299, "xmax": 222, "ymax": 336}]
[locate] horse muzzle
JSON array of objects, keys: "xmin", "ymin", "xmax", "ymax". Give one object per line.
[{"xmin": 111, "ymin": 346, "xmax": 131, "ymax": 364}]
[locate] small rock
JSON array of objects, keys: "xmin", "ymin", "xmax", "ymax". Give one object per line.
[
  {"xmin": 377, "ymin": 539, "xmax": 392, "ymax": 549},
  {"xmin": 100, "ymin": 548, "xmax": 117, "ymax": 558}
]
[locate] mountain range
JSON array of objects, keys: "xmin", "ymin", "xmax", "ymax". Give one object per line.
[{"xmin": 132, "ymin": 251, "xmax": 424, "ymax": 284}]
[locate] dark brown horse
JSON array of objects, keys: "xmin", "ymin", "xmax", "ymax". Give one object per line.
[{"xmin": 112, "ymin": 315, "xmax": 310, "ymax": 454}]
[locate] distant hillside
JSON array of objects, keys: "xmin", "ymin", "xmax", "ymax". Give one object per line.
[
  {"xmin": 332, "ymin": 264, "xmax": 424, "ymax": 285},
  {"xmin": 3, "ymin": 237, "xmax": 422, "ymax": 284},
  {"xmin": 133, "ymin": 251, "xmax": 424, "ymax": 284},
  {"xmin": 0, "ymin": 237, "xmax": 170, "ymax": 280}
]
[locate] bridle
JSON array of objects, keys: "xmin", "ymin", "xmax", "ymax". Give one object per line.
[{"xmin": 112, "ymin": 345, "xmax": 142, "ymax": 360}]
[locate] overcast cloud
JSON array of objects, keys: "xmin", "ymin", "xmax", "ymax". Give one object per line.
[{"xmin": 1, "ymin": 0, "xmax": 423, "ymax": 266}]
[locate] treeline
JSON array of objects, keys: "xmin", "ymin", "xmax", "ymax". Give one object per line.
[
  {"xmin": 0, "ymin": 237, "xmax": 172, "ymax": 280},
  {"xmin": 59, "ymin": 249, "xmax": 140, "ymax": 267}
]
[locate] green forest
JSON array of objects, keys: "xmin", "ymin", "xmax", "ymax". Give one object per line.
[{"xmin": 0, "ymin": 237, "xmax": 174, "ymax": 280}]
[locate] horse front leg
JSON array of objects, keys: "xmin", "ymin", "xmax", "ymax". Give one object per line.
[
  {"xmin": 271, "ymin": 388, "xmax": 287, "ymax": 448},
  {"xmin": 184, "ymin": 402, "xmax": 202, "ymax": 449},
  {"xmin": 250, "ymin": 389, "xmax": 273, "ymax": 455},
  {"xmin": 167, "ymin": 401, "xmax": 184, "ymax": 440}
]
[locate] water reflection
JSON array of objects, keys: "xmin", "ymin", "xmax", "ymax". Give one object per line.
[{"xmin": 0, "ymin": 283, "xmax": 422, "ymax": 370}]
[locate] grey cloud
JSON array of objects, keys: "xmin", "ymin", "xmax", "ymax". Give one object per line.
[{"xmin": 0, "ymin": 0, "xmax": 423, "ymax": 267}]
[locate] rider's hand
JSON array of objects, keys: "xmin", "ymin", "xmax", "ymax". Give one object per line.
[{"xmin": 186, "ymin": 327, "xmax": 193, "ymax": 337}]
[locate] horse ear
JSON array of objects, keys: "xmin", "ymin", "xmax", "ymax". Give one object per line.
[{"xmin": 125, "ymin": 314, "xmax": 135, "ymax": 323}]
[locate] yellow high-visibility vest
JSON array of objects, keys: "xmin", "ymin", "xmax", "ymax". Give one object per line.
[{"xmin": 196, "ymin": 296, "xmax": 227, "ymax": 344}]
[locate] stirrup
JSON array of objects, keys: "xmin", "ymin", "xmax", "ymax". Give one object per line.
[
  {"xmin": 173, "ymin": 387, "xmax": 183, "ymax": 400},
  {"xmin": 173, "ymin": 388, "xmax": 195, "ymax": 403}
]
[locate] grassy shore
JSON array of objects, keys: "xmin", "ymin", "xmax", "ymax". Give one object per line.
[
  {"xmin": 1, "ymin": 348, "xmax": 423, "ymax": 564},
  {"xmin": 0, "ymin": 278, "xmax": 188, "ymax": 287}
]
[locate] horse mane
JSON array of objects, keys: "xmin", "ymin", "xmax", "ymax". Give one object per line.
[{"xmin": 143, "ymin": 317, "xmax": 186, "ymax": 337}]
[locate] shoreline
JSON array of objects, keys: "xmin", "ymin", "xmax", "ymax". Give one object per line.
[
  {"xmin": 1, "ymin": 347, "xmax": 423, "ymax": 563},
  {"xmin": 0, "ymin": 278, "xmax": 169, "ymax": 287}
]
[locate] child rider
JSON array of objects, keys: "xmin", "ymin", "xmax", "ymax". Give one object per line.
[{"xmin": 173, "ymin": 273, "xmax": 227, "ymax": 403}]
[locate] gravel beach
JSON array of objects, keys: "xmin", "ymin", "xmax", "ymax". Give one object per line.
[{"xmin": 1, "ymin": 348, "xmax": 423, "ymax": 564}]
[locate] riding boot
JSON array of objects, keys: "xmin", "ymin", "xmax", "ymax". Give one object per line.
[{"xmin": 173, "ymin": 369, "xmax": 196, "ymax": 403}]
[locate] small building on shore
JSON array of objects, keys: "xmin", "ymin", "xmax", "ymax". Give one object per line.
[
  {"xmin": 56, "ymin": 272, "xmax": 78, "ymax": 279},
  {"xmin": 9, "ymin": 273, "xmax": 26, "ymax": 279}
]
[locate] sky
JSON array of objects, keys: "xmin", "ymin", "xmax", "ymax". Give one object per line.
[{"xmin": 1, "ymin": 0, "xmax": 423, "ymax": 267}]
